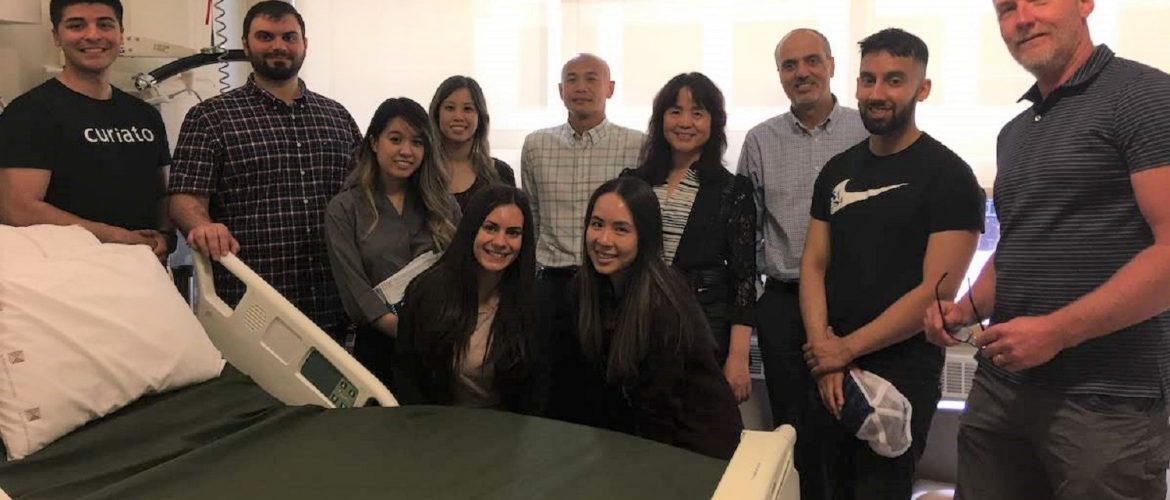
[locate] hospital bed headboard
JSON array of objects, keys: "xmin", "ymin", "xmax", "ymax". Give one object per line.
[
  {"xmin": 192, "ymin": 252, "xmax": 398, "ymax": 408},
  {"xmin": 711, "ymin": 424, "xmax": 801, "ymax": 500}
]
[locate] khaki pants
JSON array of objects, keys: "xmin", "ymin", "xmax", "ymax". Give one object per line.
[{"xmin": 957, "ymin": 369, "xmax": 1169, "ymax": 500}]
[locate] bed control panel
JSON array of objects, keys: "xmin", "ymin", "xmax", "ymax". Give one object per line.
[{"xmin": 301, "ymin": 349, "xmax": 359, "ymax": 408}]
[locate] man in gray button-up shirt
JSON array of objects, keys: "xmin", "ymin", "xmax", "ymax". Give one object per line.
[{"xmin": 736, "ymin": 28, "xmax": 866, "ymax": 446}]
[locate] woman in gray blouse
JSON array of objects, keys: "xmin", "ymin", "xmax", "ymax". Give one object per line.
[{"xmin": 325, "ymin": 97, "xmax": 460, "ymax": 387}]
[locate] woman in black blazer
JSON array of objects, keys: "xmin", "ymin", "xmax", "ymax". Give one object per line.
[
  {"xmin": 623, "ymin": 72, "xmax": 757, "ymax": 403},
  {"xmin": 552, "ymin": 177, "xmax": 742, "ymax": 459},
  {"xmin": 394, "ymin": 185, "xmax": 545, "ymax": 414}
]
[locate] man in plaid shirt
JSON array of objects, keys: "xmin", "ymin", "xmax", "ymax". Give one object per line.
[
  {"xmin": 523, "ymin": 54, "xmax": 644, "ymax": 419},
  {"xmin": 168, "ymin": 1, "xmax": 361, "ymax": 342}
]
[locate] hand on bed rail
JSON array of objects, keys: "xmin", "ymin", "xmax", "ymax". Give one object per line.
[{"xmin": 186, "ymin": 222, "xmax": 240, "ymax": 259}]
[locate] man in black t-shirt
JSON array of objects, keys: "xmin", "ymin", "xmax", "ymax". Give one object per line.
[
  {"xmin": 0, "ymin": 0, "xmax": 171, "ymax": 260},
  {"xmin": 799, "ymin": 28, "xmax": 984, "ymax": 499}
]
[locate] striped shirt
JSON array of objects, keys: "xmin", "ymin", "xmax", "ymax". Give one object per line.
[
  {"xmin": 987, "ymin": 45, "xmax": 1170, "ymax": 398},
  {"xmin": 169, "ymin": 76, "xmax": 363, "ymax": 331},
  {"xmin": 736, "ymin": 101, "xmax": 867, "ymax": 281},
  {"xmin": 653, "ymin": 168, "xmax": 700, "ymax": 264},
  {"xmin": 521, "ymin": 119, "xmax": 644, "ymax": 268}
]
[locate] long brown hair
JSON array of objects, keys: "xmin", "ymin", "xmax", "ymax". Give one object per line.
[
  {"xmin": 407, "ymin": 185, "xmax": 536, "ymax": 372},
  {"xmin": 344, "ymin": 97, "xmax": 457, "ymax": 249},
  {"xmin": 575, "ymin": 177, "xmax": 707, "ymax": 383},
  {"xmin": 428, "ymin": 75, "xmax": 500, "ymax": 184}
]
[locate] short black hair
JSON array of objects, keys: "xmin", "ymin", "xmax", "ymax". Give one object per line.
[
  {"xmin": 50, "ymin": 0, "xmax": 123, "ymax": 28},
  {"xmin": 858, "ymin": 28, "xmax": 929, "ymax": 67},
  {"xmin": 243, "ymin": 1, "xmax": 305, "ymax": 38}
]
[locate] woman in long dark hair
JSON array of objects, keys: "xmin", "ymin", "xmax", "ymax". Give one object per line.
[
  {"xmin": 325, "ymin": 97, "xmax": 459, "ymax": 388},
  {"xmin": 394, "ymin": 185, "xmax": 544, "ymax": 413},
  {"xmin": 624, "ymin": 72, "xmax": 757, "ymax": 402},
  {"xmin": 557, "ymin": 176, "xmax": 742, "ymax": 459},
  {"xmin": 428, "ymin": 75, "xmax": 516, "ymax": 211}
]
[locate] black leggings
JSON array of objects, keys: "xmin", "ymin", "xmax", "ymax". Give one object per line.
[{"xmin": 353, "ymin": 323, "xmax": 396, "ymax": 391}]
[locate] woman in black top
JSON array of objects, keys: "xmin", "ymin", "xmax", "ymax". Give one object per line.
[
  {"xmin": 429, "ymin": 76, "xmax": 516, "ymax": 211},
  {"xmin": 624, "ymin": 72, "xmax": 757, "ymax": 402},
  {"xmin": 394, "ymin": 185, "xmax": 544, "ymax": 414},
  {"xmin": 555, "ymin": 176, "xmax": 742, "ymax": 459}
]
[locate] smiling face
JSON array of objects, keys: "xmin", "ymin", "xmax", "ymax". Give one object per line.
[
  {"xmin": 373, "ymin": 117, "xmax": 424, "ymax": 182},
  {"xmin": 586, "ymin": 192, "xmax": 638, "ymax": 276},
  {"xmin": 473, "ymin": 203, "xmax": 524, "ymax": 275},
  {"xmin": 663, "ymin": 86, "xmax": 712, "ymax": 160},
  {"xmin": 856, "ymin": 51, "xmax": 930, "ymax": 136},
  {"xmin": 776, "ymin": 30, "xmax": 835, "ymax": 111},
  {"xmin": 437, "ymin": 87, "xmax": 479, "ymax": 145},
  {"xmin": 242, "ymin": 14, "xmax": 307, "ymax": 82},
  {"xmin": 993, "ymin": 0, "xmax": 1094, "ymax": 80},
  {"xmin": 558, "ymin": 55, "xmax": 615, "ymax": 120},
  {"xmin": 52, "ymin": 3, "xmax": 123, "ymax": 76}
]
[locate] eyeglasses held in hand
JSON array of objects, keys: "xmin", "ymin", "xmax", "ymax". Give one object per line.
[{"xmin": 934, "ymin": 272, "xmax": 984, "ymax": 347}]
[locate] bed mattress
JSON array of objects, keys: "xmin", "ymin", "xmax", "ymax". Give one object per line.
[{"xmin": 0, "ymin": 367, "xmax": 727, "ymax": 499}]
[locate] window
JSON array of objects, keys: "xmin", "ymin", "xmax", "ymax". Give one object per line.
[{"xmin": 297, "ymin": 0, "xmax": 1170, "ymax": 185}]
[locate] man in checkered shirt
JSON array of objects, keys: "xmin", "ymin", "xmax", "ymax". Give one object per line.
[
  {"xmin": 168, "ymin": 1, "xmax": 361, "ymax": 342},
  {"xmin": 522, "ymin": 54, "xmax": 643, "ymax": 417}
]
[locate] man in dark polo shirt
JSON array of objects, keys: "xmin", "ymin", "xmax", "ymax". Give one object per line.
[
  {"xmin": 924, "ymin": 1, "xmax": 1170, "ymax": 499},
  {"xmin": 0, "ymin": 0, "xmax": 172, "ymax": 260},
  {"xmin": 800, "ymin": 28, "xmax": 984, "ymax": 499}
]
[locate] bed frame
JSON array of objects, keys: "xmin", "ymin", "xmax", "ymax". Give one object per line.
[
  {"xmin": 191, "ymin": 252, "xmax": 397, "ymax": 408},
  {"xmin": 713, "ymin": 425, "xmax": 801, "ymax": 500},
  {"xmin": 189, "ymin": 252, "xmax": 799, "ymax": 499}
]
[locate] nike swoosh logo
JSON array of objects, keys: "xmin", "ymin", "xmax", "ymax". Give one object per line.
[{"xmin": 830, "ymin": 179, "xmax": 908, "ymax": 215}]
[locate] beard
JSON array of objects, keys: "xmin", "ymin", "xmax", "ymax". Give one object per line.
[
  {"xmin": 860, "ymin": 97, "xmax": 916, "ymax": 136},
  {"xmin": 249, "ymin": 50, "xmax": 304, "ymax": 82},
  {"xmin": 1009, "ymin": 33, "xmax": 1076, "ymax": 80}
]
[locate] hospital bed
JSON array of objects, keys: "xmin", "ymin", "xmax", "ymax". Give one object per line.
[{"xmin": 0, "ymin": 230, "xmax": 798, "ymax": 500}]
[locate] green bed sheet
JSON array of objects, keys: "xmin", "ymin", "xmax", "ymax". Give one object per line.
[{"xmin": 0, "ymin": 367, "xmax": 728, "ymax": 500}]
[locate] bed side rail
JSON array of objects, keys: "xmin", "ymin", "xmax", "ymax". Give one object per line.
[
  {"xmin": 711, "ymin": 424, "xmax": 800, "ymax": 500},
  {"xmin": 192, "ymin": 252, "xmax": 397, "ymax": 408}
]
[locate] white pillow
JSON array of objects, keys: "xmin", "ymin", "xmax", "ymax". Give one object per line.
[{"xmin": 0, "ymin": 225, "xmax": 225, "ymax": 460}]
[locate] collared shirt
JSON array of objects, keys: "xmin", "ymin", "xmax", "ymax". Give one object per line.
[
  {"xmin": 169, "ymin": 76, "xmax": 363, "ymax": 331},
  {"xmin": 324, "ymin": 185, "xmax": 443, "ymax": 327},
  {"xmin": 736, "ymin": 100, "xmax": 867, "ymax": 281},
  {"xmin": 988, "ymin": 45, "xmax": 1170, "ymax": 398},
  {"xmin": 521, "ymin": 119, "xmax": 644, "ymax": 268}
]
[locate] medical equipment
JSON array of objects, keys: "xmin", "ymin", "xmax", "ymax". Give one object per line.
[{"xmin": 0, "ymin": 235, "xmax": 798, "ymax": 499}]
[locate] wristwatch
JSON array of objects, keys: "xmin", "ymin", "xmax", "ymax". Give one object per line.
[{"xmin": 387, "ymin": 300, "xmax": 403, "ymax": 316}]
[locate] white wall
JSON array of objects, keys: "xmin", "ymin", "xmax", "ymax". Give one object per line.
[
  {"xmin": 0, "ymin": 0, "xmax": 256, "ymax": 148},
  {"xmin": 295, "ymin": 0, "xmax": 1170, "ymax": 188},
  {"xmin": 3, "ymin": 0, "xmax": 1169, "ymax": 187}
]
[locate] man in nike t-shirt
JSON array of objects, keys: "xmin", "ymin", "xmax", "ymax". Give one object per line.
[{"xmin": 797, "ymin": 28, "xmax": 984, "ymax": 499}]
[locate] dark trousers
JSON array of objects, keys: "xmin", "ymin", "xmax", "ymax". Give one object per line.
[
  {"xmin": 756, "ymin": 280, "xmax": 813, "ymax": 428},
  {"xmin": 798, "ymin": 376, "xmax": 940, "ymax": 500},
  {"xmin": 957, "ymin": 369, "xmax": 1169, "ymax": 500},
  {"xmin": 537, "ymin": 266, "xmax": 579, "ymax": 420},
  {"xmin": 535, "ymin": 266, "xmax": 577, "ymax": 338},
  {"xmin": 352, "ymin": 323, "xmax": 395, "ymax": 391}
]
